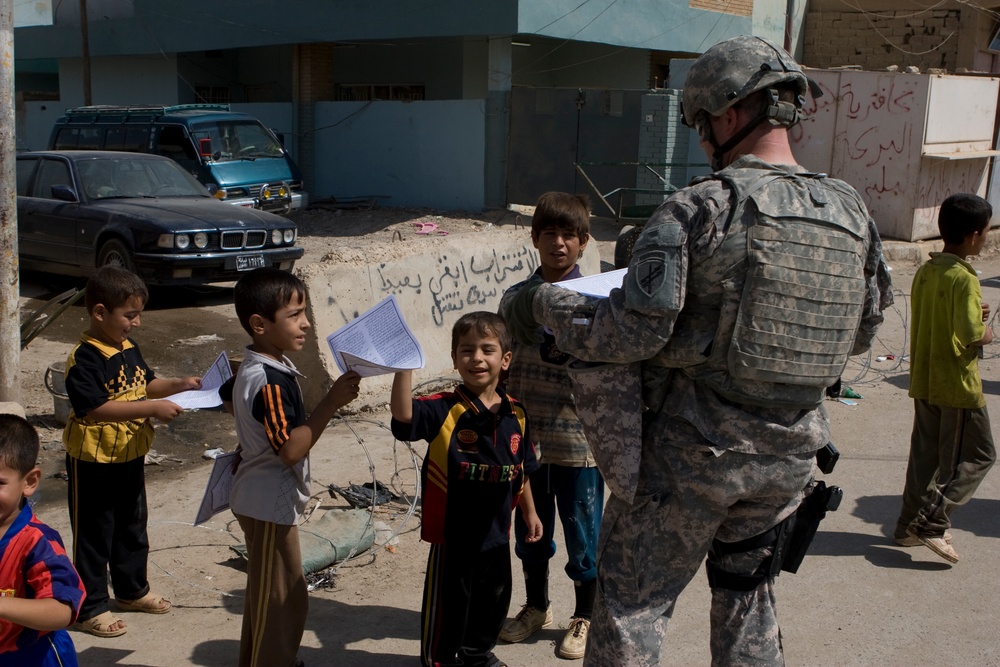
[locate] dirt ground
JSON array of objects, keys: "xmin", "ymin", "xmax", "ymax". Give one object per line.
[{"xmin": 15, "ymin": 208, "xmax": 1000, "ymax": 666}]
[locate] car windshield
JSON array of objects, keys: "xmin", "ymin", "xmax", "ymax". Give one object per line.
[
  {"xmin": 189, "ymin": 120, "xmax": 285, "ymax": 162},
  {"xmin": 77, "ymin": 156, "xmax": 210, "ymax": 200}
]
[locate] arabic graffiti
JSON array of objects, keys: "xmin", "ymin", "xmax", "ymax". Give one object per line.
[{"xmin": 375, "ymin": 245, "xmax": 539, "ymax": 326}]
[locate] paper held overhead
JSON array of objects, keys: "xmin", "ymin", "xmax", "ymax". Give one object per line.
[{"xmin": 326, "ymin": 295, "xmax": 425, "ymax": 378}]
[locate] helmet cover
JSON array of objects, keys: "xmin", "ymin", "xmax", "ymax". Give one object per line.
[{"xmin": 682, "ymin": 35, "xmax": 809, "ymax": 127}]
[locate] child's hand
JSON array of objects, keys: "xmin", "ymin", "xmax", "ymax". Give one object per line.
[
  {"xmin": 522, "ymin": 511, "xmax": 544, "ymax": 543},
  {"xmin": 327, "ymin": 370, "xmax": 362, "ymax": 409},
  {"xmin": 179, "ymin": 376, "xmax": 202, "ymax": 391},
  {"xmin": 149, "ymin": 400, "xmax": 184, "ymax": 423},
  {"xmin": 983, "ymin": 302, "xmax": 991, "ymax": 323}
]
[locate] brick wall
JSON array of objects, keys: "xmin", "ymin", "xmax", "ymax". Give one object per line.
[
  {"xmin": 635, "ymin": 91, "xmax": 689, "ymax": 208},
  {"xmin": 803, "ymin": 9, "xmax": 961, "ymax": 71}
]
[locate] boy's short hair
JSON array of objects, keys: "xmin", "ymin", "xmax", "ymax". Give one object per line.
[
  {"xmin": 939, "ymin": 193, "xmax": 993, "ymax": 245},
  {"xmin": 85, "ymin": 266, "xmax": 149, "ymax": 313},
  {"xmin": 0, "ymin": 414, "xmax": 39, "ymax": 477},
  {"xmin": 451, "ymin": 312, "xmax": 512, "ymax": 355},
  {"xmin": 234, "ymin": 268, "xmax": 308, "ymax": 336},
  {"xmin": 531, "ymin": 192, "xmax": 591, "ymax": 239}
]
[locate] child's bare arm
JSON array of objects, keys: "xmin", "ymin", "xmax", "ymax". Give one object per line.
[
  {"xmin": 518, "ymin": 479, "xmax": 543, "ymax": 543},
  {"xmin": 390, "ymin": 371, "xmax": 413, "ymax": 424},
  {"xmin": 277, "ymin": 370, "xmax": 361, "ymax": 467},
  {"xmin": 0, "ymin": 597, "xmax": 73, "ymax": 632},
  {"xmin": 147, "ymin": 376, "xmax": 202, "ymax": 398},
  {"xmin": 86, "ymin": 397, "xmax": 184, "ymax": 423}
]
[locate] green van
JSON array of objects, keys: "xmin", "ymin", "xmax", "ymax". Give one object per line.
[{"xmin": 49, "ymin": 104, "xmax": 307, "ymax": 215}]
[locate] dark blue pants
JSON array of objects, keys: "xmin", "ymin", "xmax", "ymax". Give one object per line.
[{"xmin": 513, "ymin": 464, "xmax": 603, "ymax": 583}]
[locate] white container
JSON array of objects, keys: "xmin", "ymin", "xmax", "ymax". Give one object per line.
[{"xmin": 44, "ymin": 362, "xmax": 70, "ymax": 426}]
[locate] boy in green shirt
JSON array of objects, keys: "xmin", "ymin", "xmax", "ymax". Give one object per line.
[{"xmin": 894, "ymin": 193, "xmax": 995, "ymax": 564}]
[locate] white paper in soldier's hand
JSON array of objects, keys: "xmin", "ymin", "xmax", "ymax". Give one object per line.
[
  {"xmin": 326, "ymin": 295, "xmax": 426, "ymax": 377},
  {"xmin": 556, "ymin": 268, "xmax": 627, "ymax": 297}
]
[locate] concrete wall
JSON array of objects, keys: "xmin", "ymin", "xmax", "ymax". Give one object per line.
[
  {"xmin": 790, "ymin": 70, "xmax": 998, "ymax": 241},
  {"xmin": 296, "ymin": 230, "xmax": 602, "ymax": 409},
  {"xmin": 312, "ymin": 100, "xmax": 486, "ymax": 210}
]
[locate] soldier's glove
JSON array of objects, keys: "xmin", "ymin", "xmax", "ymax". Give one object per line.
[{"xmin": 506, "ymin": 274, "xmax": 544, "ymax": 346}]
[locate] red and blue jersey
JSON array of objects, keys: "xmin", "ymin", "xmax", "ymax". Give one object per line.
[
  {"xmin": 0, "ymin": 503, "xmax": 85, "ymax": 656},
  {"xmin": 392, "ymin": 384, "xmax": 539, "ymax": 553}
]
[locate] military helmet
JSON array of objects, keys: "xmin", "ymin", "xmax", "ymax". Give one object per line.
[{"xmin": 681, "ymin": 35, "xmax": 809, "ymax": 127}]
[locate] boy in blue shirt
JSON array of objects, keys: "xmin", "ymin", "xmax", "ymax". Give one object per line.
[
  {"xmin": 0, "ymin": 413, "xmax": 85, "ymax": 666},
  {"xmin": 391, "ymin": 311, "xmax": 542, "ymax": 667}
]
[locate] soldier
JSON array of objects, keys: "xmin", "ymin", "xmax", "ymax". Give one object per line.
[{"xmin": 504, "ymin": 35, "xmax": 892, "ymax": 666}]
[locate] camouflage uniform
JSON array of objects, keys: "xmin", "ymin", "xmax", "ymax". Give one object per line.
[{"xmin": 530, "ymin": 155, "xmax": 891, "ymax": 666}]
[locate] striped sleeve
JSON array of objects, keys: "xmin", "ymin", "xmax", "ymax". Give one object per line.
[{"xmin": 250, "ymin": 370, "xmax": 302, "ymax": 452}]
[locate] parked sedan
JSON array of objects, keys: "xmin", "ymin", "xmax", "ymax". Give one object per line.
[{"xmin": 16, "ymin": 150, "xmax": 304, "ymax": 285}]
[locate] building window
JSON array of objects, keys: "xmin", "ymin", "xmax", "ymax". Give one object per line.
[
  {"xmin": 336, "ymin": 84, "xmax": 425, "ymax": 101},
  {"xmin": 195, "ymin": 86, "xmax": 231, "ymax": 104},
  {"xmin": 244, "ymin": 84, "xmax": 276, "ymax": 103}
]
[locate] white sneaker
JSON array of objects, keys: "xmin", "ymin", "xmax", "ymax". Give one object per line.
[
  {"xmin": 558, "ymin": 617, "xmax": 590, "ymax": 660},
  {"xmin": 499, "ymin": 604, "xmax": 552, "ymax": 643}
]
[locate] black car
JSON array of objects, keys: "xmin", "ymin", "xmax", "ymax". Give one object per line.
[{"xmin": 16, "ymin": 150, "xmax": 304, "ymax": 285}]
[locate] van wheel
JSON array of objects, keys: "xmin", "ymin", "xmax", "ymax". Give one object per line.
[{"xmin": 98, "ymin": 239, "xmax": 135, "ymax": 273}]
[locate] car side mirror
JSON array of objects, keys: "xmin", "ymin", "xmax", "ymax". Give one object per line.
[
  {"xmin": 272, "ymin": 130, "xmax": 285, "ymax": 147},
  {"xmin": 51, "ymin": 185, "xmax": 78, "ymax": 202}
]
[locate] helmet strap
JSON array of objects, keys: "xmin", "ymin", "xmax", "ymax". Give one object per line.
[{"xmin": 710, "ymin": 88, "xmax": 801, "ymax": 169}]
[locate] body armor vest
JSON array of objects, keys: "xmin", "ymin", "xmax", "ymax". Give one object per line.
[{"xmin": 651, "ymin": 163, "xmax": 870, "ymax": 409}]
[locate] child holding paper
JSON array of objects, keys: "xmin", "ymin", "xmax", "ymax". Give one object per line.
[
  {"xmin": 391, "ymin": 311, "xmax": 543, "ymax": 667},
  {"xmin": 497, "ymin": 192, "xmax": 604, "ymax": 659},
  {"xmin": 63, "ymin": 266, "xmax": 200, "ymax": 638},
  {"xmin": 228, "ymin": 267, "xmax": 361, "ymax": 667}
]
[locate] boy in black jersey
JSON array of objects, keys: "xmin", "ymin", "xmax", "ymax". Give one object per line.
[{"xmin": 391, "ymin": 311, "xmax": 542, "ymax": 667}]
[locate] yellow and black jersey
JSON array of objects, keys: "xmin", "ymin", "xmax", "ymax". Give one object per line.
[{"xmin": 63, "ymin": 333, "xmax": 155, "ymax": 463}]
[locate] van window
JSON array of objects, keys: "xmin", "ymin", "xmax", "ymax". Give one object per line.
[
  {"xmin": 189, "ymin": 120, "xmax": 283, "ymax": 162},
  {"xmin": 156, "ymin": 126, "xmax": 198, "ymax": 170},
  {"xmin": 52, "ymin": 128, "xmax": 79, "ymax": 150},
  {"xmin": 105, "ymin": 126, "xmax": 151, "ymax": 152},
  {"xmin": 76, "ymin": 128, "xmax": 104, "ymax": 150}
]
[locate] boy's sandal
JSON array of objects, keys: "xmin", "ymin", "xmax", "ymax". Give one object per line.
[
  {"xmin": 74, "ymin": 611, "xmax": 128, "ymax": 637},
  {"xmin": 115, "ymin": 592, "xmax": 172, "ymax": 614}
]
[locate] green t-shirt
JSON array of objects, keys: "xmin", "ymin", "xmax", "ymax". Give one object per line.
[{"xmin": 908, "ymin": 252, "xmax": 986, "ymax": 409}]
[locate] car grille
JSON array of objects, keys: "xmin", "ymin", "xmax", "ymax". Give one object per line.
[{"xmin": 221, "ymin": 230, "xmax": 268, "ymax": 250}]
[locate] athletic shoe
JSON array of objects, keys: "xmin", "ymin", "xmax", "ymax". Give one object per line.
[
  {"xmin": 499, "ymin": 604, "xmax": 552, "ymax": 643},
  {"xmin": 558, "ymin": 617, "xmax": 590, "ymax": 660},
  {"xmin": 894, "ymin": 530, "xmax": 952, "ymax": 547},
  {"xmin": 906, "ymin": 527, "xmax": 959, "ymax": 563}
]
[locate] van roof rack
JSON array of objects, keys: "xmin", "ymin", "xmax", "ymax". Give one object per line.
[{"xmin": 63, "ymin": 103, "xmax": 231, "ymax": 118}]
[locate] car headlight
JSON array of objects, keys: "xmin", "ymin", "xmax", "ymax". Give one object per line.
[
  {"xmin": 175, "ymin": 234, "xmax": 190, "ymax": 249},
  {"xmin": 272, "ymin": 229, "xmax": 283, "ymax": 245},
  {"xmin": 194, "ymin": 232, "xmax": 209, "ymax": 249},
  {"xmin": 283, "ymin": 229, "xmax": 295, "ymax": 243},
  {"xmin": 157, "ymin": 234, "xmax": 174, "ymax": 249}
]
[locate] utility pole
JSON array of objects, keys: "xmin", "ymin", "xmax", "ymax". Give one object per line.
[
  {"xmin": 80, "ymin": 0, "xmax": 91, "ymax": 105},
  {"xmin": 0, "ymin": 0, "xmax": 20, "ymax": 404}
]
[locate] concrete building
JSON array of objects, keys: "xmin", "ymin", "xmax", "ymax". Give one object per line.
[{"xmin": 14, "ymin": 0, "xmax": 803, "ymax": 212}]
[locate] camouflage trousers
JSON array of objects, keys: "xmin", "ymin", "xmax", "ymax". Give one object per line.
[{"xmin": 584, "ymin": 442, "xmax": 815, "ymax": 667}]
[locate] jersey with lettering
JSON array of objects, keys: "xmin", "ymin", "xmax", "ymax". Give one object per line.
[
  {"xmin": 392, "ymin": 385, "xmax": 539, "ymax": 553},
  {"xmin": 0, "ymin": 504, "xmax": 85, "ymax": 656}
]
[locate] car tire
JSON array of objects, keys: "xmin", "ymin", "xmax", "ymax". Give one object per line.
[{"xmin": 98, "ymin": 238, "xmax": 136, "ymax": 273}]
